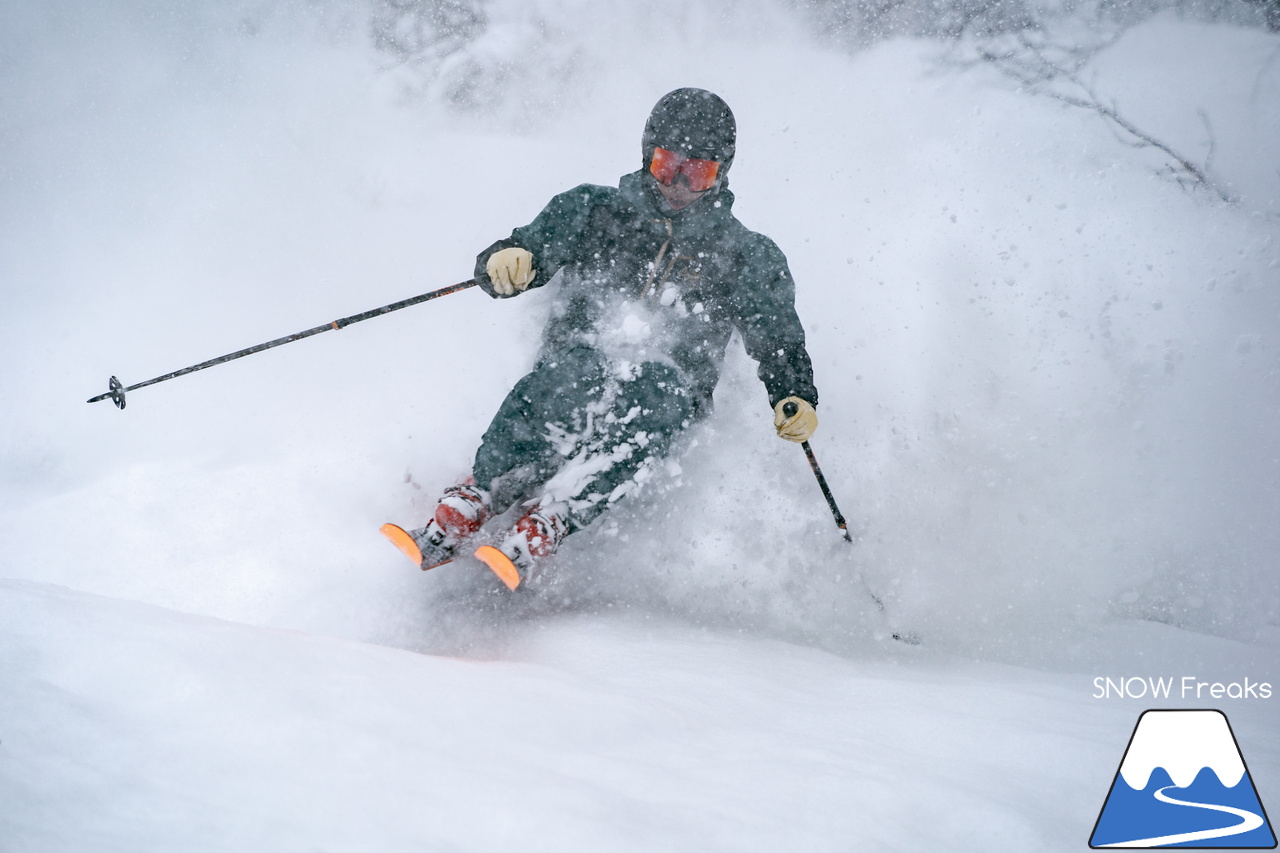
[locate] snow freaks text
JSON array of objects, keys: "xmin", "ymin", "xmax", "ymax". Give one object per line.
[{"xmin": 1092, "ymin": 677, "xmax": 1273, "ymax": 701}]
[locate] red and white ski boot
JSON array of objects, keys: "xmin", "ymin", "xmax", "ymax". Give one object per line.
[
  {"xmin": 381, "ymin": 483, "xmax": 491, "ymax": 570},
  {"xmin": 474, "ymin": 505, "xmax": 567, "ymax": 590}
]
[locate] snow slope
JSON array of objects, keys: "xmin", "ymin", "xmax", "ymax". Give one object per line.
[
  {"xmin": 4, "ymin": 578, "xmax": 1275, "ymax": 853},
  {"xmin": 2, "ymin": 1, "xmax": 1278, "ymax": 849}
]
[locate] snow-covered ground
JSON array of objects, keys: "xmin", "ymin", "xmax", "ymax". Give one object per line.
[{"xmin": 2, "ymin": 2, "xmax": 1278, "ymax": 850}]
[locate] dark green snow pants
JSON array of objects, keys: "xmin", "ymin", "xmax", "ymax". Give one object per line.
[{"xmin": 472, "ymin": 346, "xmax": 694, "ymax": 533}]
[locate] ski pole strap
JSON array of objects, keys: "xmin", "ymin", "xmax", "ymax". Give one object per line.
[{"xmin": 88, "ymin": 278, "xmax": 479, "ymax": 409}]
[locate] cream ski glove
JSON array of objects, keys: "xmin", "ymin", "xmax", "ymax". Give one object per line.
[
  {"xmin": 486, "ymin": 247, "xmax": 537, "ymax": 296},
  {"xmin": 773, "ymin": 396, "xmax": 818, "ymax": 443}
]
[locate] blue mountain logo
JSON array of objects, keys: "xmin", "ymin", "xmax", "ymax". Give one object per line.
[{"xmin": 1091, "ymin": 709, "xmax": 1276, "ymax": 848}]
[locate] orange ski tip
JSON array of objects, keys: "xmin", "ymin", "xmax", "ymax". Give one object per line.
[
  {"xmin": 473, "ymin": 545, "xmax": 521, "ymax": 591},
  {"xmin": 380, "ymin": 523, "xmax": 424, "ymax": 567}
]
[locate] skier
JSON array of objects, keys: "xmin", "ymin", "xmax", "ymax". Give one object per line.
[{"xmin": 382, "ymin": 88, "xmax": 820, "ymax": 589}]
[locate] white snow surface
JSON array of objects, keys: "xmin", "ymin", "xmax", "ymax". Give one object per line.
[{"xmin": 2, "ymin": 2, "xmax": 1279, "ymax": 850}]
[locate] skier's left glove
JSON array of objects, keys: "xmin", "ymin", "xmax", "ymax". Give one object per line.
[{"xmin": 774, "ymin": 396, "xmax": 817, "ymax": 443}]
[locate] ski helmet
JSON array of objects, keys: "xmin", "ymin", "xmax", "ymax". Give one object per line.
[{"xmin": 642, "ymin": 88, "xmax": 736, "ymax": 180}]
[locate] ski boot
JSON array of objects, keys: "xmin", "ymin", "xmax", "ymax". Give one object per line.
[
  {"xmin": 474, "ymin": 505, "xmax": 567, "ymax": 591},
  {"xmin": 381, "ymin": 483, "xmax": 491, "ymax": 570}
]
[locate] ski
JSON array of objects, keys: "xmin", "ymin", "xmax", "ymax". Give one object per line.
[
  {"xmin": 378, "ymin": 523, "xmax": 453, "ymax": 571},
  {"xmin": 473, "ymin": 546, "xmax": 522, "ymax": 591},
  {"xmin": 380, "ymin": 523, "xmax": 521, "ymax": 590}
]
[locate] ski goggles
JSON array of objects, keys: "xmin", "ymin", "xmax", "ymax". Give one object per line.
[{"xmin": 648, "ymin": 146, "xmax": 721, "ymax": 193}]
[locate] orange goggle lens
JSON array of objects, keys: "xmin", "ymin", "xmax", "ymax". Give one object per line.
[{"xmin": 649, "ymin": 147, "xmax": 721, "ymax": 192}]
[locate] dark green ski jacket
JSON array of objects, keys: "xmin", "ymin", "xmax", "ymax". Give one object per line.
[{"xmin": 475, "ymin": 170, "xmax": 818, "ymax": 417}]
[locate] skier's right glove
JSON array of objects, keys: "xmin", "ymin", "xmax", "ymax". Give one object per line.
[
  {"xmin": 774, "ymin": 396, "xmax": 818, "ymax": 443},
  {"xmin": 486, "ymin": 247, "xmax": 537, "ymax": 296}
]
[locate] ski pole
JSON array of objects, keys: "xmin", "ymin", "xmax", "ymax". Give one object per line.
[
  {"xmin": 783, "ymin": 404, "xmax": 917, "ymax": 640},
  {"xmin": 784, "ymin": 400, "xmax": 852, "ymax": 543},
  {"xmin": 87, "ymin": 278, "xmax": 479, "ymax": 409}
]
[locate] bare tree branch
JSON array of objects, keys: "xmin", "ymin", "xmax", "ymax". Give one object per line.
[{"xmin": 972, "ymin": 33, "xmax": 1236, "ymax": 203}]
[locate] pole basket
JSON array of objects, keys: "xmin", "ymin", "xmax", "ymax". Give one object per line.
[{"xmin": 106, "ymin": 376, "xmax": 126, "ymax": 409}]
